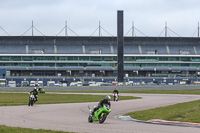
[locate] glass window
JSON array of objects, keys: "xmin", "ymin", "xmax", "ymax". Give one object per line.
[
  {"xmin": 34, "ymin": 63, "xmax": 44, "ymax": 66},
  {"xmin": 22, "ymin": 56, "xmax": 32, "ymax": 61},
  {"xmin": 124, "ymin": 57, "xmax": 135, "ymax": 61},
  {"xmin": 103, "ymin": 57, "xmax": 113, "ymax": 61},
  {"xmin": 33, "ymin": 56, "xmax": 45, "ymax": 61},
  {"xmin": 124, "ymin": 63, "xmax": 134, "ymax": 66},
  {"xmin": 20, "ymin": 63, "xmax": 31, "ymax": 67},
  {"xmin": 44, "ymin": 56, "xmax": 55, "ymax": 61},
  {"xmin": 168, "ymin": 57, "xmax": 179, "ymax": 61},
  {"xmin": 136, "ymin": 57, "xmax": 146, "ymax": 61},
  {"xmin": 181, "ymin": 64, "xmax": 190, "ymax": 67},
  {"xmin": 158, "ymin": 57, "xmax": 168, "ymax": 61},
  {"xmin": 44, "ymin": 63, "xmax": 55, "ymax": 67},
  {"xmin": 79, "ymin": 63, "xmax": 87, "ymax": 66},
  {"xmin": 58, "ymin": 56, "xmax": 67, "ymax": 61},
  {"xmin": 68, "ymin": 56, "xmax": 73, "ymax": 61},
  {"xmin": 57, "ymin": 63, "xmax": 67, "ymax": 67},
  {"xmin": 180, "ymin": 57, "xmax": 190, "ymax": 61},
  {"xmin": 10, "ymin": 56, "xmax": 21, "ymax": 61},
  {"xmin": 73, "ymin": 57, "xmax": 78, "ymax": 60},
  {"xmin": 169, "ymin": 63, "xmax": 181, "ymax": 67},
  {"xmin": 191, "ymin": 57, "xmax": 200, "ymax": 62},
  {"xmin": 79, "ymin": 56, "xmax": 89, "ymax": 61},
  {"xmin": 1, "ymin": 56, "xmax": 10, "ymax": 61},
  {"xmin": 113, "ymin": 57, "xmax": 117, "ymax": 61},
  {"xmin": 90, "ymin": 56, "xmax": 101, "ymax": 61}
]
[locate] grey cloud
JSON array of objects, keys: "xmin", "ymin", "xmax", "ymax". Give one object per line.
[{"xmin": 0, "ymin": 0, "xmax": 200, "ymax": 36}]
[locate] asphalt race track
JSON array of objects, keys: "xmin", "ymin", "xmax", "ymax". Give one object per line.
[{"xmin": 1, "ymin": 93, "xmax": 200, "ymax": 133}]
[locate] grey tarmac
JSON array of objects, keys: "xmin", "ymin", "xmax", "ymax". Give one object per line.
[{"xmin": 1, "ymin": 93, "xmax": 200, "ymax": 133}]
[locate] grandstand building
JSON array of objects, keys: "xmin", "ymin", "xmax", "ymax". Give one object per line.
[{"xmin": 0, "ymin": 36, "xmax": 200, "ymax": 82}]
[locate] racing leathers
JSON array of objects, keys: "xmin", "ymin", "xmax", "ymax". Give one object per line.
[
  {"xmin": 92, "ymin": 98, "xmax": 111, "ymax": 115},
  {"xmin": 30, "ymin": 89, "xmax": 38, "ymax": 101},
  {"xmin": 113, "ymin": 89, "xmax": 119, "ymax": 95}
]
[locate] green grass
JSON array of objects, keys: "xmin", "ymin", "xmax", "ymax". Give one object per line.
[
  {"xmin": 0, "ymin": 92, "xmax": 139, "ymax": 106},
  {"xmin": 5, "ymin": 89, "xmax": 200, "ymax": 95},
  {"xmin": 48, "ymin": 89, "xmax": 200, "ymax": 95},
  {"xmin": 125, "ymin": 100, "xmax": 200, "ymax": 123},
  {"xmin": 119, "ymin": 90, "xmax": 200, "ymax": 95},
  {"xmin": 0, "ymin": 125, "xmax": 72, "ymax": 133}
]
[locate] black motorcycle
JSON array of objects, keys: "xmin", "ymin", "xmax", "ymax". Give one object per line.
[{"xmin": 28, "ymin": 94, "xmax": 36, "ymax": 106}]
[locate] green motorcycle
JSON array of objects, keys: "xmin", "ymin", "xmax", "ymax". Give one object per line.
[
  {"xmin": 38, "ymin": 88, "xmax": 45, "ymax": 93},
  {"xmin": 88, "ymin": 104, "xmax": 111, "ymax": 124}
]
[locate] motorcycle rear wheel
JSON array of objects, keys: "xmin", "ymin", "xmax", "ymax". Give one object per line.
[{"xmin": 99, "ymin": 114, "xmax": 107, "ymax": 123}]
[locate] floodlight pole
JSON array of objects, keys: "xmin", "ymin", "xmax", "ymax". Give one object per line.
[
  {"xmin": 132, "ymin": 21, "xmax": 134, "ymax": 37},
  {"xmin": 65, "ymin": 21, "xmax": 68, "ymax": 36},
  {"xmin": 165, "ymin": 21, "xmax": 167, "ymax": 37},
  {"xmin": 32, "ymin": 20, "xmax": 34, "ymax": 36},
  {"xmin": 198, "ymin": 22, "xmax": 199, "ymax": 37},
  {"xmin": 99, "ymin": 21, "xmax": 101, "ymax": 37},
  {"xmin": 117, "ymin": 10, "xmax": 124, "ymax": 83}
]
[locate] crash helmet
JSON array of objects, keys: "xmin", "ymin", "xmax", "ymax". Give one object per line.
[
  {"xmin": 105, "ymin": 95, "xmax": 111, "ymax": 101},
  {"xmin": 34, "ymin": 87, "xmax": 37, "ymax": 90}
]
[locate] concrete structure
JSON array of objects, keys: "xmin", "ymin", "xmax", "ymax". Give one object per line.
[{"xmin": 117, "ymin": 10, "xmax": 124, "ymax": 83}]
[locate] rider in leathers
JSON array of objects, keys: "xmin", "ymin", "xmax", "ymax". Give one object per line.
[
  {"xmin": 92, "ymin": 95, "xmax": 111, "ymax": 115},
  {"xmin": 113, "ymin": 88, "xmax": 119, "ymax": 95},
  {"xmin": 30, "ymin": 87, "xmax": 38, "ymax": 101},
  {"xmin": 113, "ymin": 88, "xmax": 119, "ymax": 99}
]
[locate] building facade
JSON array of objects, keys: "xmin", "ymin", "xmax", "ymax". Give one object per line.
[{"xmin": 0, "ymin": 36, "xmax": 200, "ymax": 79}]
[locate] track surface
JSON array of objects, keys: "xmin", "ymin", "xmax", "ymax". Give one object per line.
[{"xmin": 1, "ymin": 93, "xmax": 200, "ymax": 133}]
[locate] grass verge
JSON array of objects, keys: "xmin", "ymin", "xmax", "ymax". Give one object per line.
[
  {"xmin": 0, "ymin": 125, "xmax": 72, "ymax": 133},
  {"xmin": 3, "ymin": 89, "xmax": 200, "ymax": 95},
  {"xmin": 119, "ymin": 90, "xmax": 200, "ymax": 95},
  {"xmin": 125, "ymin": 100, "xmax": 200, "ymax": 123},
  {"xmin": 0, "ymin": 92, "xmax": 139, "ymax": 106},
  {"xmin": 48, "ymin": 89, "xmax": 200, "ymax": 95}
]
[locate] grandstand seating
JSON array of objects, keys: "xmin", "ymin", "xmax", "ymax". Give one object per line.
[
  {"xmin": 141, "ymin": 44, "xmax": 167, "ymax": 54},
  {"xmin": 0, "ymin": 42, "xmax": 199, "ymax": 55},
  {"xmin": 0, "ymin": 44, "xmax": 26, "ymax": 54},
  {"xmin": 85, "ymin": 44, "xmax": 111, "ymax": 54},
  {"xmin": 194, "ymin": 45, "xmax": 200, "ymax": 54},
  {"xmin": 168, "ymin": 44, "xmax": 195, "ymax": 54},
  {"xmin": 29, "ymin": 44, "xmax": 54, "ymax": 54},
  {"xmin": 124, "ymin": 44, "xmax": 140, "ymax": 54},
  {"xmin": 112, "ymin": 44, "xmax": 117, "ymax": 54},
  {"xmin": 57, "ymin": 44, "xmax": 82, "ymax": 54}
]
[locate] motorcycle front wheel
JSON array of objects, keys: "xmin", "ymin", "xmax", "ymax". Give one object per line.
[
  {"xmin": 88, "ymin": 115, "xmax": 93, "ymax": 123},
  {"xmin": 30, "ymin": 100, "xmax": 34, "ymax": 106},
  {"xmin": 99, "ymin": 113, "xmax": 107, "ymax": 123}
]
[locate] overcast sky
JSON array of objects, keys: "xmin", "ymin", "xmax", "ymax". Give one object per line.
[{"xmin": 0, "ymin": 0, "xmax": 200, "ymax": 37}]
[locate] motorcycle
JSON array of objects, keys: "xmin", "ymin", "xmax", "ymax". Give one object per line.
[
  {"xmin": 88, "ymin": 104, "xmax": 111, "ymax": 124},
  {"xmin": 113, "ymin": 93, "xmax": 118, "ymax": 101},
  {"xmin": 38, "ymin": 88, "xmax": 45, "ymax": 93},
  {"xmin": 28, "ymin": 94, "xmax": 37, "ymax": 106}
]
